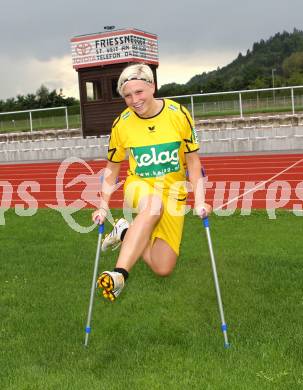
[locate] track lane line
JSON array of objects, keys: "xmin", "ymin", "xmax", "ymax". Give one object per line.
[{"xmin": 213, "ymin": 156, "xmax": 303, "ymax": 211}]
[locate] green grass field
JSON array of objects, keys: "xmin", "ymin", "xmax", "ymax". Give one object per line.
[{"xmin": 1, "ymin": 209, "xmax": 302, "ymax": 389}]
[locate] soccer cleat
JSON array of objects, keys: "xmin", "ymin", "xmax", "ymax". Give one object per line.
[
  {"xmin": 101, "ymin": 218, "xmax": 129, "ymax": 252},
  {"xmin": 97, "ymin": 271, "xmax": 125, "ymax": 302}
]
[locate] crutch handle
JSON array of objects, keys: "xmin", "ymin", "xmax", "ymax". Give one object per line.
[
  {"xmin": 202, "ymin": 217, "xmax": 209, "ymax": 228},
  {"xmin": 98, "ymin": 224, "xmax": 105, "ymax": 234},
  {"xmin": 201, "ymin": 165, "xmax": 208, "ymax": 228},
  {"xmin": 201, "ymin": 167, "xmax": 210, "ymax": 228}
]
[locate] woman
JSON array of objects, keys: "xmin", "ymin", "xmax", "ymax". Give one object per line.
[{"xmin": 92, "ymin": 63, "xmax": 211, "ymax": 301}]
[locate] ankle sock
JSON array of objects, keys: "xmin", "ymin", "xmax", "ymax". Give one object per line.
[
  {"xmin": 120, "ymin": 228, "xmax": 128, "ymax": 241},
  {"xmin": 114, "ymin": 267, "xmax": 129, "ymax": 281}
]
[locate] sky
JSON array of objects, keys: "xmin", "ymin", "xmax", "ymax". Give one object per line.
[{"xmin": 1, "ymin": 0, "xmax": 303, "ymax": 100}]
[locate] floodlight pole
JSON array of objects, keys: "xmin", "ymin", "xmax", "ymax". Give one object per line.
[
  {"xmin": 191, "ymin": 95, "xmax": 195, "ymax": 121},
  {"xmin": 272, "ymin": 68, "xmax": 276, "ymax": 104}
]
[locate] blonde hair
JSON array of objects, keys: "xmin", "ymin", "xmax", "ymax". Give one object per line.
[{"xmin": 117, "ymin": 64, "xmax": 154, "ymax": 96}]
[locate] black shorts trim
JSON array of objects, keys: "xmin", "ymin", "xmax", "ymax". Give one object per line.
[
  {"xmin": 175, "ymin": 195, "xmax": 187, "ymax": 202},
  {"xmin": 184, "ymin": 148, "xmax": 199, "ymax": 154},
  {"xmin": 107, "ymin": 158, "xmax": 124, "ymax": 163}
]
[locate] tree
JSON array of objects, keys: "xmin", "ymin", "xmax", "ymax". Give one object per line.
[
  {"xmin": 287, "ymin": 72, "xmax": 303, "ymax": 86},
  {"xmin": 36, "ymin": 84, "xmax": 51, "ymax": 107},
  {"xmin": 3, "ymin": 98, "xmax": 16, "ymax": 111},
  {"xmin": 248, "ymin": 77, "xmax": 268, "ymax": 89},
  {"xmin": 282, "ymin": 52, "xmax": 303, "ymax": 77}
]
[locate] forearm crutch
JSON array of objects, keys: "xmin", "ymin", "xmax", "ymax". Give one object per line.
[
  {"xmin": 84, "ymin": 223, "xmax": 104, "ymax": 347},
  {"xmin": 201, "ymin": 167, "xmax": 230, "ymax": 348}
]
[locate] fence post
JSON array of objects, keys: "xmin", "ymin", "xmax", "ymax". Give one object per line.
[
  {"xmin": 291, "ymin": 88, "xmax": 295, "ymax": 115},
  {"xmin": 65, "ymin": 107, "xmax": 69, "ymax": 130},
  {"xmin": 239, "ymin": 93, "xmax": 243, "ymax": 118},
  {"xmin": 190, "ymin": 95, "xmax": 195, "ymax": 121},
  {"xmin": 29, "ymin": 111, "xmax": 33, "ymax": 132}
]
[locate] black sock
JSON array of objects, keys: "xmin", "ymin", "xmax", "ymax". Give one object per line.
[
  {"xmin": 120, "ymin": 228, "xmax": 128, "ymax": 241},
  {"xmin": 114, "ymin": 267, "xmax": 129, "ymax": 281}
]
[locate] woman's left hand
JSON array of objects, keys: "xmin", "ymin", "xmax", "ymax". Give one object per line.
[{"xmin": 194, "ymin": 202, "xmax": 212, "ymax": 218}]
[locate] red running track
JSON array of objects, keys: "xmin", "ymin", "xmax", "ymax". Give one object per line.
[{"xmin": 1, "ymin": 153, "xmax": 303, "ymax": 210}]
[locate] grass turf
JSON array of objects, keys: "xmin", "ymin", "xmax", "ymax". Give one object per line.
[{"xmin": 0, "ymin": 209, "xmax": 302, "ymax": 389}]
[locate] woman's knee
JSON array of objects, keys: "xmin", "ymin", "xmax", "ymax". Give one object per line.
[
  {"xmin": 148, "ymin": 239, "xmax": 177, "ymax": 276},
  {"xmin": 154, "ymin": 267, "xmax": 174, "ymax": 277},
  {"xmin": 150, "ymin": 261, "xmax": 176, "ymax": 277}
]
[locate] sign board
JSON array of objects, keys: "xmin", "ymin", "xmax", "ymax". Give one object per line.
[{"xmin": 71, "ymin": 28, "xmax": 159, "ymax": 69}]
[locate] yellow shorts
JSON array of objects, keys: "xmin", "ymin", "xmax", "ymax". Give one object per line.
[{"xmin": 123, "ymin": 176, "xmax": 187, "ymax": 255}]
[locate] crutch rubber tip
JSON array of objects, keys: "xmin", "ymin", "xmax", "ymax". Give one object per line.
[
  {"xmin": 85, "ymin": 327, "xmax": 91, "ymax": 334},
  {"xmin": 224, "ymin": 343, "xmax": 231, "ymax": 349}
]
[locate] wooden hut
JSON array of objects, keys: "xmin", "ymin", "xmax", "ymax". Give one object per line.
[{"xmin": 70, "ymin": 28, "xmax": 159, "ymax": 137}]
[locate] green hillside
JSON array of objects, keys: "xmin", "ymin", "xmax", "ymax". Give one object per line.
[{"xmin": 158, "ymin": 29, "xmax": 303, "ymax": 96}]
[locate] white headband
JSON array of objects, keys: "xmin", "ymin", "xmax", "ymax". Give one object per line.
[{"xmin": 120, "ymin": 76, "xmax": 153, "ymax": 88}]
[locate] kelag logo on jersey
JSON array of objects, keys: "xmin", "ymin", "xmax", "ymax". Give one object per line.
[{"xmin": 131, "ymin": 141, "xmax": 181, "ymax": 177}]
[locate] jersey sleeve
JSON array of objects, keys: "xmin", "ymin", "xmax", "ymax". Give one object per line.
[
  {"xmin": 180, "ymin": 105, "xmax": 200, "ymax": 153},
  {"xmin": 107, "ymin": 118, "xmax": 126, "ymax": 163}
]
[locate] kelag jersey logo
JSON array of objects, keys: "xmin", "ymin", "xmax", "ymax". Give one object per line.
[{"xmin": 131, "ymin": 141, "xmax": 181, "ymax": 177}]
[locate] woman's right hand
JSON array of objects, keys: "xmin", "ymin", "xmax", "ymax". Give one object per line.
[{"xmin": 92, "ymin": 207, "xmax": 108, "ymax": 225}]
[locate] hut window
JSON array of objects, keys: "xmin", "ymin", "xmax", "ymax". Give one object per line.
[
  {"xmin": 111, "ymin": 78, "xmax": 120, "ymax": 99},
  {"xmin": 85, "ymin": 81, "xmax": 102, "ymax": 101}
]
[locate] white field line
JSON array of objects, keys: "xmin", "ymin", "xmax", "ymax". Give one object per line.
[{"xmin": 214, "ymin": 157, "xmax": 303, "ymax": 211}]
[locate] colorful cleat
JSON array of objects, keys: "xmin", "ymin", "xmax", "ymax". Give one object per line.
[
  {"xmin": 101, "ymin": 218, "xmax": 129, "ymax": 252},
  {"xmin": 97, "ymin": 271, "xmax": 125, "ymax": 301}
]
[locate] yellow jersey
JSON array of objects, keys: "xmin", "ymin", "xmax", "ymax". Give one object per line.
[{"xmin": 107, "ymin": 98, "xmax": 199, "ymax": 197}]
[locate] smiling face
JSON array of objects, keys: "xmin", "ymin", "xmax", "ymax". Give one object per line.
[{"xmin": 122, "ymin": 79, "xmax": 158, "ymax": 118}]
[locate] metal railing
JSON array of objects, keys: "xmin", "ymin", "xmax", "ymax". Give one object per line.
[
  {"xmin": 165, "ymin": 85, "xmax": 303, "ymax": 120},
  {"xmin": 0, "ymin": 106, "xmax": 69, "ymax": 132}
]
